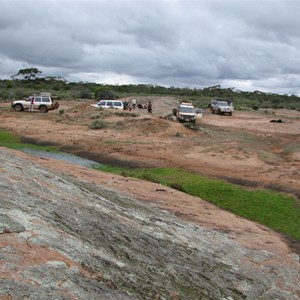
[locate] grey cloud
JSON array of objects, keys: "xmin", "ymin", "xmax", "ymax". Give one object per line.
[{"xmin": 0, "ymin": 0, "xmax": 299, "ymax": 94}]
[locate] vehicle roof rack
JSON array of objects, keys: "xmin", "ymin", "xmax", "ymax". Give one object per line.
[
  {"xmin": 39, "ymin": 92, "xmax": 51, "ymax": 96},
  {"xmin": 180, "ymin": 101, "xmax": 193, "ymax": 106}
]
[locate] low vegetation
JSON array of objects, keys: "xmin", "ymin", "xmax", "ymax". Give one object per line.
[
  {"xmin": 97, "ymin": 165, "xmax": 300, "ymax": 241},
  {"xmin": 1, "ymin": 77, "xmax": 299, "ymax": 111},
  {"xmin": 89, "ymin": 119, "xmax": 107, "ymax": 129},
  {"xmin": 0, "ymin": 129, "xmax": 58, "ymax": 152}
]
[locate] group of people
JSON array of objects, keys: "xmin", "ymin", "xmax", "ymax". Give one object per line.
[{"xmin": 124, "ymin": 99, "xmax": 152, "ymax": 113}]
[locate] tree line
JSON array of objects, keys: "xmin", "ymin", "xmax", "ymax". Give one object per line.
[{"xmin": 0, "ymin": 68, "xmax": 299, "ymax": 111}]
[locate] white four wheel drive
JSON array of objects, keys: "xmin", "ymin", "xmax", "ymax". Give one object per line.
[
  {"xmin": 91, "ymin": 100, "xmax": 124, "ymax": 110},
  {"xmin": 11, "ymin": 93, "xmax": 59, "ymax": 113},
  {"xmin": 210, "ymin": 100, "xmax": 233, "ymax": 116},
  {"xmin": 176, "ymin": 102, "xmax": 197, "ymax": 123}
]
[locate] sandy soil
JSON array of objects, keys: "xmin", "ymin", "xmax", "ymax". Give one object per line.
[
  {"xmin": 0, "ymin": 98, "xmax": 300, "ymax": 254},
  {"xmin": 1, "ymin": 97, "xmax": 299, "ymax": 197}
]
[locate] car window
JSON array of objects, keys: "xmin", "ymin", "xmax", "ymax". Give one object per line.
[
  {"xmin": 98, "ymin": 101, "xmax": 106, "ymax": 106},
  {"xmin": 106, "ymin": 101, "xmax": 113, "ymax": 107},
  {"xmin": 179, "ymin": 106, "xmax": 194, "ymax": 113},
  {"xmin": 35, "ymin": 97, "xmax": 41, "ymax": 102},
  {"xmin": 42, "ymin": 97, "xmax": 50, "ymax": 103},
  {"xmin": 114, "ymin": 102, "xmax": 122, "ymax": 107}
]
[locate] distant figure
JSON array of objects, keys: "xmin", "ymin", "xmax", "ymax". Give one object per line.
[
  {"xmin": 132, "ymin": 98, "xmax": 136, "ymax": 110},
  {"xmin": 147, "ymin": 101, "xmax": 152, "ymax": 114},
  {"xmin": 123, "ymin": 101, "xmax": 129, "ymax": 110},
  {"xmin": 30, "ymin": 96, "xmax": 34, "ymax": 112}
]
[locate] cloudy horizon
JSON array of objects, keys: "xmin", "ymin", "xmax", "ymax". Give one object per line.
[{"xmin": 1, "ymin": 0, "xmax": 299, "ymax": 95}]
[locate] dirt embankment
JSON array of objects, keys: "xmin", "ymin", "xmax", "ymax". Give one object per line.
[{"xmin": 1, "ymin": 147, "xmax": 300, "ymax": 299}]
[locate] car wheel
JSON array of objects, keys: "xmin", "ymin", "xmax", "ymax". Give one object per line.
[
  {"xmin": 14, "ymin": 104, "xmax": 23, "ymax": 112},
  {"xmin": 218, "ymin": 109, "xmax": 222, "ymax": 115},
  {"xmin": 39, "ymin": 106, "xmax": 48, "ymax": 113}
]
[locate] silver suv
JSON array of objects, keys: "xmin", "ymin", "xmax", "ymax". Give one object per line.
[
  {"xmin": 210, "ymin": 100, "xmax": 233, "ymax": 116},
  {"xmin": 11, "ymin": 93, "xmax": 59, "ymax": 113}
]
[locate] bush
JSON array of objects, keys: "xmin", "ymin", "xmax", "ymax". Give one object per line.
[
  {"xmin": 89, "ymin": 119, "xmax": 107, "ymax": 129},
  {"xmin": 90, "ymin": 113, "xmax": 100, "ymax": 119},
  {"xmin": 80, "ymin": 90, "xmax": 92, "ymax": 99},
  {"xmin": 96, "ymin": 89, "xmax": 118, "ymax": 100}
]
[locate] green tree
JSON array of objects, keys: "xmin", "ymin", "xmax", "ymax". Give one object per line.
[
  {"xmin": 11, "ymin": 68, "xmax": 42, "ymax": 80},
  {"xmin": 95, "ymin": 89, "xmax": 118, "ymax": 100},
  {"xmin": 80, "ymin": 90, "xmax": 92, "ymax": 99}
]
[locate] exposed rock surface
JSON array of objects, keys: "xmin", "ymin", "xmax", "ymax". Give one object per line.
[{"xmin": 0, "ymin": 147, "xmax": 299, "ymax": 299}]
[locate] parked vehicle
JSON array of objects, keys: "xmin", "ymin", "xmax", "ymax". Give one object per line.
[
  {"xmin": 11, "ymin": 93, "xmax": 59, "ymax": 113},
  {"xmin": 176, "ymin": 102, "xmax": 197, "ymax": 123},
  {"xmin": 91, "ymin": 100, "xmax": 124, "ymax": 110},
  {"xmin": 210, "ymin": 100, "xmax": 233, "ymax": 116}
]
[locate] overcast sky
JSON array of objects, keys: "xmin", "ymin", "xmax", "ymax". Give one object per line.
[{"xmin": 0, "ymin": 0, "xmax": 299, "ymax": 95}]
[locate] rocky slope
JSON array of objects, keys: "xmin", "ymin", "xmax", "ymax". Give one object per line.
[{"xmin": 0, "ymin": 147, "xmax": 299, "ymax": 299}]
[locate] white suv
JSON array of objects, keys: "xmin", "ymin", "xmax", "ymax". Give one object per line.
[
  {"xmin": 11, "ymin": 93, "xmax": 59, "ymax": 113},
  {"xmin": 91, "ymin": 100, "xmax": 124, "ymax": 110},
  {"xmin": 210, "ymin": 100, "xmax": 233, "ymax": 116},
  {"xmin": 176, "ymin": 102, "xmax": 197, "ymax": 123}
]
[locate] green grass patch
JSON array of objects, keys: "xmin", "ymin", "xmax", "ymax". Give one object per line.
[
  {"xmin": 0, "ymin": 130, "xmax": 20, "ymax": 145},
  {"xmin": 0, "ymin": 129, "xmax": 58, "ymax": 152},
  {"xmin": 95, "ymin": 165, "xmax": 300, "ymax": 241}
]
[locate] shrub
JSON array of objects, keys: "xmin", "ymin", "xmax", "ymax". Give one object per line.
[
  {"xmin": 90, "ymin": 113, "xmax": 100, "ymax": 119},
  {"xmin": 59, "ymin": 109, "xmax": 64, "ymax": 115},
  {"xmin": 96, "ymin": 89, "xmax": 118, "ymax": 100},
  {"xmin": 89, "ymin": 119, "xmax": 107, "ymax": 129},
  {"xmin": 80, "ymin": 90, "xmax": 92, "ymax": 99}
]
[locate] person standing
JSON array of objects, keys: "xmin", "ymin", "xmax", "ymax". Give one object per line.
[
  {"xmin": 147, "ymin": 101, "xmax": 152, "ymax": 114},
  {"xmin": 30, "ymin": 96, "xmax": 34, "ymax": 112},
  {"xmin": 132, "ymin": 98, "xmax": 136, "ymax": 110}
]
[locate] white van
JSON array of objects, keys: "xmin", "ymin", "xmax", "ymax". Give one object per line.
[{"xmin": 91, "ymin": 100, "xmax": 124, "ymax": 110}]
